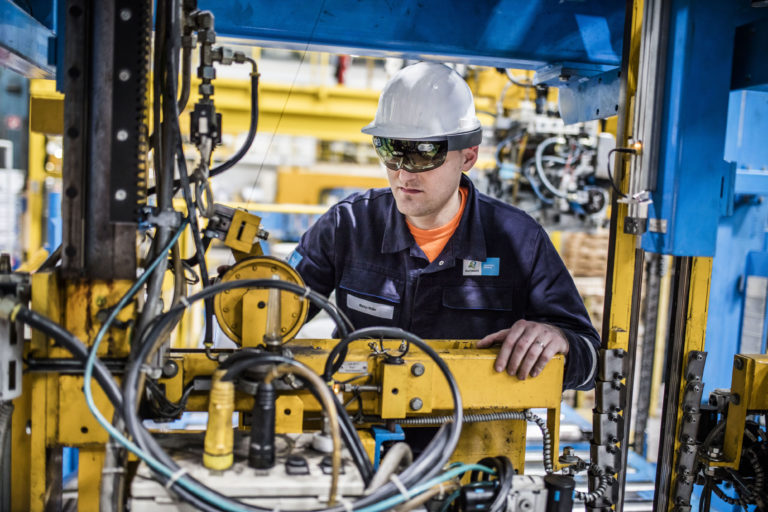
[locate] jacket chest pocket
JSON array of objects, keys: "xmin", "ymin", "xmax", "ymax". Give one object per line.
[
  {"xmin": 339, "ymin": 269, "xmax": 403, "ymax": 327},
  {"xmin": 437, "ymin": 284, "xmax": 523, "ymax": 337}
]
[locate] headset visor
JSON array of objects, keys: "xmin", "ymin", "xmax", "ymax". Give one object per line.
[{"xmin": 372, "ymin": 137, "xmax": 448, "ymax": 173}]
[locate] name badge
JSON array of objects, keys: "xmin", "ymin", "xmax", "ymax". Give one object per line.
[
  {"xmin": 463, "ymin": 257, "xmax": 500, "ymax": 276},
  {"xmin": 346, "ymin": 293, "xmax": 395, "ymax": 319}
]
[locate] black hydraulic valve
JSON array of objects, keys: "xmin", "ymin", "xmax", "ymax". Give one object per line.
[{"xmin": 249, "ymin": 381, "xmax": 276, "ymax": 469}]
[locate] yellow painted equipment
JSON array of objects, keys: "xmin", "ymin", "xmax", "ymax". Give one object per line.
[{"xmin": 214, "ymin": 257, "xmax": 309, "ymax": 346}]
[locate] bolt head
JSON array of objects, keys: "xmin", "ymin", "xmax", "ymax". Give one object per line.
[
  {"xmin": 409, "ymin": 398, "xmax": 423, "ymax": 411},
  {"xmin": 411, "ymin": 363, "xmax": 425, "ymax": 377}
]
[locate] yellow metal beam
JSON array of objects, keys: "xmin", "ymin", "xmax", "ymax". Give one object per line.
[
  {"xmin": 29, "ymin": 79, "xmax": 64, "ymax": 135},
  {"xmin": 275, "ymin": 167, "xmax": 388, "ymax": 204},
  {"xmin": 666, "ymin": 257, "xmax": 712, "ymax": 509},
  {"xmin": 719, "ymin": 354, "xmax": 768, "ymax": 468}
]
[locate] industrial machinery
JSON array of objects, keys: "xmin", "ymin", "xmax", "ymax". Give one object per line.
[
  {"xmin": 484, "ymin": 75, "xmax": 613, "ymax": 227},
  {"xmin": 2, "ymin": 0, "xmax": 768, "ymax": 511}
]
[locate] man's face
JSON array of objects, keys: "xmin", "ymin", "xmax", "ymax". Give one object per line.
[{"xmin": 387, "ymin": 147, "xmax": 478, "ymax": 229}]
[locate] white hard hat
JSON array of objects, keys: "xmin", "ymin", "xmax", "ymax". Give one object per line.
[{"xmin": 362, "ymin": 62, "xmax": 482, "ymax": 150}]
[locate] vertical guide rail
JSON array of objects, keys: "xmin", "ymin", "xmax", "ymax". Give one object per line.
[
  {"xmin": 653, "ymin": 257, "xmax": 712, "ymax": 512},
  {"xmin": 594, "ymin": 0, "xmax": 643, "ymax": 510},
  {"xmin": 61, "ymin": 0, "xmax": 141, "ymax": 279}
]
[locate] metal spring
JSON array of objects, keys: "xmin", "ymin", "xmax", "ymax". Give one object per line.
[
  {"xmin": 395, "ymin": 410, "xmax": 553, "ymax": 474},
  {"xmin": 574, "ymin": 465, "xmax": 610, "ymax": 503},
  {"xmin": 396, "ymin": 411, "xmax": 527, "ymax": 425}
]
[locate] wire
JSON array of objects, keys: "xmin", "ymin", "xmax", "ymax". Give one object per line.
[
  {"xmin": 265, "ymin": 364, "xmax": 341, "ymax": 505},
  {"xmin": 471, "ymin": 456, "xmax": 514, "ymax": 512},
  {"xmin": 366, "ymin": 443, "xmax": 413, "ymax": 493},
  {"xmin": 355, "ymin": 464, "xmax": 495, "ymax": 512},
  {"xmin": 534, "ymin": 137, "xmax": 570, "ymax": 199},
  {"xmin": 606, "ymin": 148, "xmax": 637, "ymax": 199},
  {"xmin": 209, "ymin": 61, "xmax": 259, "ymax": 178},
  {"xmin": 504, "ymin": 69, "xmax": 535, "ymax": 89}
]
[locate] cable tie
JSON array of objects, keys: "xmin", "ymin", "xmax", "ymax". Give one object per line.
[
  {"xmin": 165, "ymin": 467, "xmax": 189, "ymax": 489},
  {"xmin": 339, "ymin": 499, "xmax": 354, "ymax": 512},
  {"xmin": 438, "ymin": 482, "xmax": 446, "ymax": 500},
  {"xmin": 139, "ymin": 363, "xmax": 152, "ymax": 375},
  {"xmin": 302, "ymin": 287, "xmax": 312, "ymax": 299},
  {"xmin": 179, "ymin": 296, "xmax": 190, "ymax": 308},
  {"xmin": 389, "ymin": 474, "xmax": 411, "ymax": 500}
]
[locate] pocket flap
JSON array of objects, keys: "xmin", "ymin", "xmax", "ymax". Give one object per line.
[
  {"xmin": 443, "ymin": 285, "xmax": 514, "ymax": 311},
  {"xmin": 340, "ymin": 269, "xmax": 402, "ymax": 303}
]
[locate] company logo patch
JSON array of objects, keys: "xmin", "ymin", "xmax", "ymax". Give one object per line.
[
  {"xmin": 287, "ymin": 250, "xmax": 303, "ymax": 268},
  {"xmin": 463, "ymin": 257, "xmax": 500, "ymax": 276},
  {"xmin": 346, "ymin": 293, "xmax": 395, "ymax": 319}
]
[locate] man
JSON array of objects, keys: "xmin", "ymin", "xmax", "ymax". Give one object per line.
[{"xmin": 290, "ymin": 62, "xmax": 599, "ymax": 390}]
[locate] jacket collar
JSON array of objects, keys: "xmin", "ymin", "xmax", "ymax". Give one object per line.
[{"xmin": 381, "ymin": 174, "xmax": 487, "ymax": 262}]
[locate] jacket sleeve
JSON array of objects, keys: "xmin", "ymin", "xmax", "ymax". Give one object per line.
[
  {"xmin": 525, "ymin": 228, "xmax": 600, "ymax": 391},
  {"xmin": 289, "ymin": 207, "xmax": 338, "ymax": 320}
]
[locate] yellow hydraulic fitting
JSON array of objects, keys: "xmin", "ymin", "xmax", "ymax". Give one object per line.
[{"xmin": 203, "ymin": 369, "xmax": 235, "ymax": 470}]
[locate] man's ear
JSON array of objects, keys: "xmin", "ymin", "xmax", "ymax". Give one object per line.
[{"xmin": 461, "ymin": 146, "xmax": 479, "ymax": 171}]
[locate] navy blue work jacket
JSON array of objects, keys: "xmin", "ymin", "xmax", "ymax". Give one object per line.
[{"xmin": 291, "ymin": 174, "xmax": 600, "ymax": 390}]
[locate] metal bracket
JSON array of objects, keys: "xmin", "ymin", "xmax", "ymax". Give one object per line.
[
  {"xmin": 595, "ymin": 380, "xmax": 626, "ymax": 414},
  {"xmin": 593, "ymin": 412, "xmax": 624, "ymax": 445},
  {"xmin": 139, "ymin": 207, "xmax": 183, "ymax": 230},
  {"xmin": 590, "ymin": 443, "xmax": 622, "ymax": 475},
  {"xmin": 598, "ymin": 348, "xmax": 628, "ymax": 381}
]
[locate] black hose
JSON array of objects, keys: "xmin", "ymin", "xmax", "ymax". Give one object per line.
[
  {"xmin": 148, "ymin": 59, "xmax": 260, "ymax": 197},
  {"xmin": 123, "ymin": 321, "xmax": 461, "ymax": 511},
  {"xmin": 209, "ymin": 67, "xmax": 259, "ymax": 178},
  {"xmin": 214, "ymin": 352, "xmax": 373, "ymax": 483},
  {"xmin": 471, "ymin": 456, "xmax": 514, "ymax": 512}
]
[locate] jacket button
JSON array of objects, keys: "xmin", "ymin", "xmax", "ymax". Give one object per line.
[{"xmin": 438, "ymin": 260, "xmax": 444, "ymax": 266}]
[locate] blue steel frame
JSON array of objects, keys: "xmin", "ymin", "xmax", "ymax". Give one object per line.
[
  {"xmin": 201, "ymin": 0, "xmax": 623, "ymax": 73},
  {"xmin": 0, "ymin": 0, "xmax": 55, "ymax": 78}
]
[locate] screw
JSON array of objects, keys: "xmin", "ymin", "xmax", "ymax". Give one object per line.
[
  {"xmin": 116, "ymin": 130, "xmax": 128, "ymax": 141},
  {"xmin": 115, "ymin": 189, "xmax": 127, "ymax": 201},
  {"xmin": 409, "ymin": 398, "xmax": 423, "ymax": 411},
  {"xmin": 411, "ymin": 363, "xmax": 425, "ymax": 377},
  {"xmin": 119, "ymin": 8, "xmax": 132, "ymax": 21},
  {"xmin": 162, "ymin": 360, "xmax": 179, "ymax": 378},
  {"xmin": 95, "ymin": 296, "xmax": 107, "ymax": 307},
  {"xmin": 118, "ymin": 69, "xmax": 131, "ymax": 81},
  {"xmin": 707, "ymin": 446, "xmax": 722, "ymax": 460}
]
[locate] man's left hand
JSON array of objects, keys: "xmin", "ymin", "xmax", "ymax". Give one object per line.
[{"xmin": 476, "ymin": 320, "xmax": 569, "ymax": 380}]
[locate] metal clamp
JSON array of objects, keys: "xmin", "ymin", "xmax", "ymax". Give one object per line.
[
  {"xmin": 593, "ymin": 412, "xmax": 624, "ymax": 445},
  {"xmin": 671, "ymin": 351, "xmax": 707, "ymax": 508},
  {"xmin": 598, "ymin": 348, "xmax": 628, "ymax": 381}
]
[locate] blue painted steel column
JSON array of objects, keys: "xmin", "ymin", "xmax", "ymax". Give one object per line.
[{"xmin": 640, "ymin": 1, "xmax": 765, "ymax": 256}]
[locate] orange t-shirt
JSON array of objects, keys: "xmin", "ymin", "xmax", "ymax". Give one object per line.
[{"xmin": 406, "ymin": 187, "xmax": 468, "ymax": 262}]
